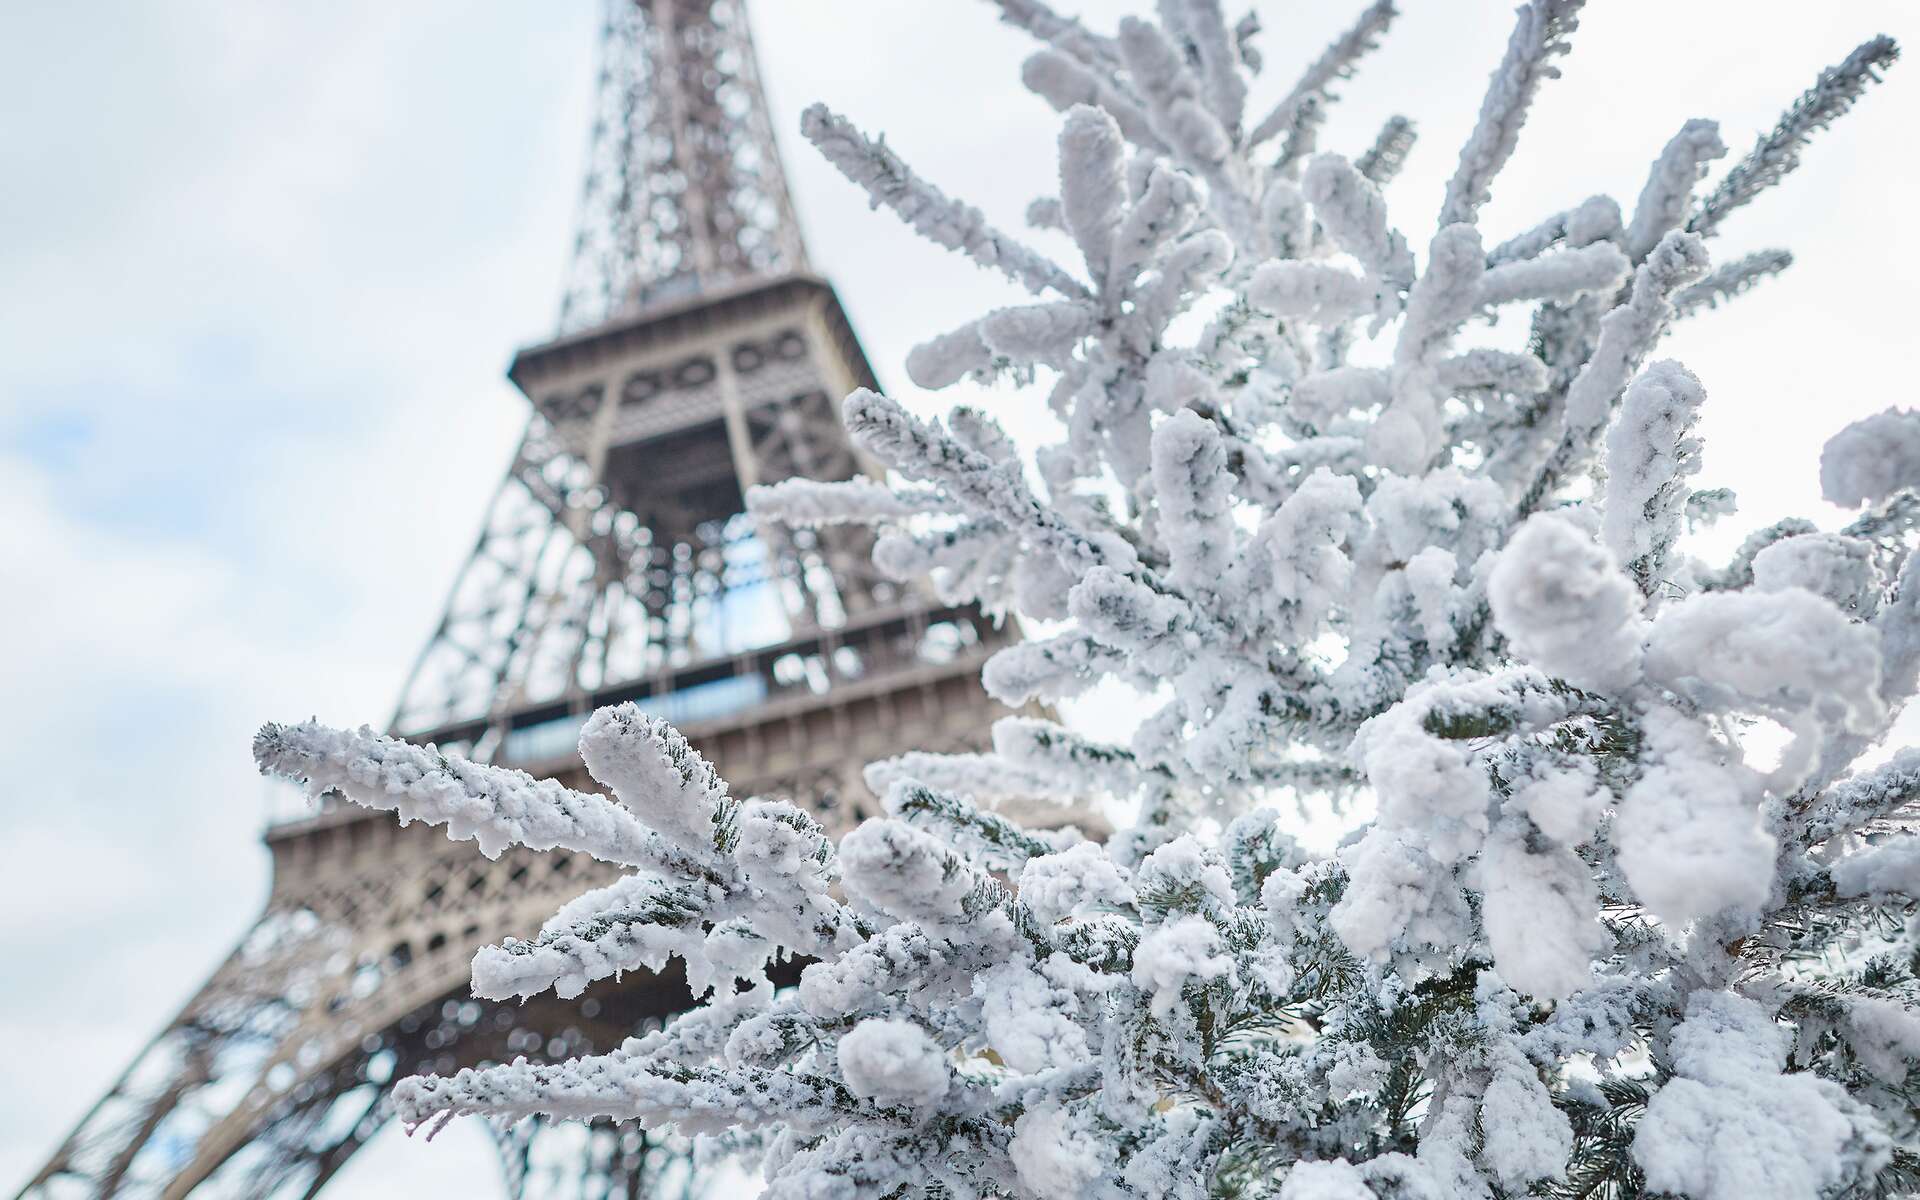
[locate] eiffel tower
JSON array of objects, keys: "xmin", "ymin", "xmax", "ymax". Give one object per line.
[{"xmin": 18, "ymin": 2, "xmax": 1017, "ymax": 1196}]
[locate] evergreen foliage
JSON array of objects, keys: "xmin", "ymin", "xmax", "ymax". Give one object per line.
[{"xmin": 260, "ymin": 4, "xmax": 1913, "ymax": 1195}]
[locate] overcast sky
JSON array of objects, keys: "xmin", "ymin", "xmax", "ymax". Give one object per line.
[{"xmin": 2, "ymin": 1, "xmax": 1913, "ymax": 1194}]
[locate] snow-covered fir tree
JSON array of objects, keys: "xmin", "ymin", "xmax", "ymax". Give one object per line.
[{"xmin": 256, "ymin": 3, "xmax": 1918, "ymax": 1196}]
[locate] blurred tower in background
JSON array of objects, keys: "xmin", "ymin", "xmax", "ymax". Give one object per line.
[{"xmin": 17, "ymin": 2, "xmax": 1016, "ymax": 1196}]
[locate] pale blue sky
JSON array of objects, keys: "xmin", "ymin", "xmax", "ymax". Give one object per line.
[{"xmin": 2, "ymin": 2, "xmax": 1913, "ymax": 1194}]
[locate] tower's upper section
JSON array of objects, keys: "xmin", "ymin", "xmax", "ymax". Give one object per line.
[
  {"xmin": 556, "ymin": 0, "xmax": 811, "ymax": 334},
  {"xmin": 384, "ymin": 0, "xmax": 921, "ymax": 760}
]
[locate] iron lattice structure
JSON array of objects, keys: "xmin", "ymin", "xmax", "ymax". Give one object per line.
[
  {"xmin": 557, "ymin": 0, "xmax": 808, "ymax": 333},
  {"xmin": 18, "ymin": 2, "xmax": 1021, "ymax": 1197}
]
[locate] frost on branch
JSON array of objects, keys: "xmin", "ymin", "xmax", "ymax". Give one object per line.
[
  {"xmin": 275, "ymin": 4, "xmax": 1915, "ymax": 1196},
  {"xmin": 1687, "ymin": 34, "xmax": 1901, "ymax": 239},
  {"xmin": 252, "ymin": 720, "xmax": 706, "ymax": 875},
  {"xmin": 1246, "ymin": 0, "xmax": 1396, "ymax": 148},
  {"xmin": 1624, "ymin": 118, "xmax": 1726, "ymax": 262},
  {"xmin": 800, "ymin": 102, "xmax": 1087, "ymax": 300},
  {"xmin": 1439, "ymin": 0, "xmax": 1582, "ymax": 228},
  {"xmin": 1672, "ymin": 247, "xmax": 1794, "ymax": 316},
  {"xmin": 1603, "ymin": 358, "xmax": 1706, "ymax": 592}
]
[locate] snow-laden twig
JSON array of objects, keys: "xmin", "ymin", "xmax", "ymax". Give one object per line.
[
  {"xmin": 1672, "ymin": 248, "xmax": 1794, "ymax": 317},
  {"xmin": 746, "ymin": 476, "xmax": 953, "ymax": 529},
  {"xmin": 1602, "ymin": 359, "xmax": 1706, "ymax": 593},
  {"xmin": 253, "ymin": 720, "xmax": 708, "ymax": 875},
  {"xmin": 1625, "ymin": 119, "xmax": 1726, "ymax": 262},
  {"xmin": 802, "ymin": 104, "xmax": 1088, "ymax": 299},
  {"xmin": 1439, "ymin": 0, "xmax": 1585, "ymax": 228},
  {"xmin": 988, "ymin": 0, "xmax": 1122, "ymax": 71},
  {"xmin": 1354, "ymin": 115, "xmax": 1416, "ymax": 185},
  {"xmin": 1689, "ymin": 35, "xmax": 1899, "ymax": 238},
  {"xmin": 1247, "ymin": 0, "xmax": 1397, "ymax": 147}
]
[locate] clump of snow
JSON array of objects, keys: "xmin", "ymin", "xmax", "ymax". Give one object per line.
[
  {"xmin": 1019, "ymin": 841, "xmax": 1135, "ymax": 925},
  {"xmin": 1479, "ymin": 1050, "xmax": 1574, "ymax": 1187},
  {"xmin": 1515, "ymin": 764, "xmax": 1606, "ymax": 847},
  {"xmin": 1472, "ymin": 819, "xmax": 1605, "ymax": 1000},
  {"xmin": 1615, "ymin": 712, "xmax": 1774, "ymax": 925},
  {"xmin": 1009, "ymin": 1104, "xmax": 1112, "ymax": 1198},
  {"xmin": 1132, "ymin": 915, "xmax": 1234, "ymax": 1020},
  {"xmin": 1260, "ymin": 867, "xmax": 1310, "ymax": 941},
  {"xmin": 1840, "ymin": 997, "xmax": 1920, "ymax": 1082},
  {"xmin": 838, "ymin": 819, "xmax": 977, "ymax": 926},
  {"xmin": 974, "ymin": 960, "xmax": 1089, "ymax": 1072},
  {"xmin": 1634, "ymin": 991, "xmax": 1888, "ymax": 1200},
  {"xmin": 1602, "ymin": 359, "xmax": 1705, "ymax": 587},
  {"xmin": 1820, "ymin": 407, "xmax": 1920, "ymax": 507},
  {"xmin": 1488, "ymin": 513, "xmax": 1644, "ymax": 694},
  {"xmin": 837, "ymin": 1018, "xmax": 950, "ymax": 1107},
  {"xmin": 1644, "ymin": 586, "xmax": 1885, "ymax": 738},
  {"xmin": 1277, "ymin": 1159, "xmax": 1370, "ymax": 1199},
  {"xmin": 1831, "ymin": 836, "xmax": 1920, "ymax": 899},
  {"xmin": 1751, "ymin": 532, "xmax": 1879, "ymax": 615},
  {"xmin": 1136, "ymin": 835, "xmax": 1236, "ymax": 912}
]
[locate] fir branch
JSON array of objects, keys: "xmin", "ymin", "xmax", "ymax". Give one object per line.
[{"xmin": 1689, "ymin": 35, "xmax": 1899, "ymax": 238}]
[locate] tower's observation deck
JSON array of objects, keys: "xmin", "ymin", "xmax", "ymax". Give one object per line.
[{"xmin": 381, "ymin": 269, "xmax": 1006, "ymax": 829}]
